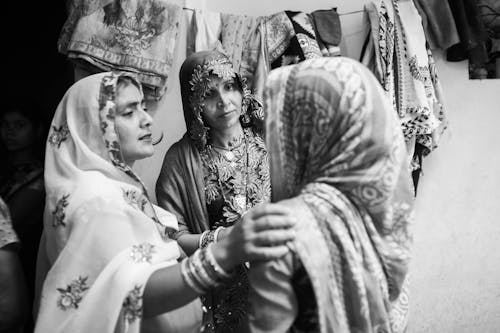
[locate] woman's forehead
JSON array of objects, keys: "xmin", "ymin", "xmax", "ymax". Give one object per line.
[
  {"xmin": 206, "ymin": 74, "xmax": 234, "ymax": 88},
  {"xmin": 2, "ymin": 111, "xmax": 30, "ymax": 122}
]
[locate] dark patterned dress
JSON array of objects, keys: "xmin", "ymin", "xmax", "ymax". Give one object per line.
[{"xmin": 200, "ymin": 127, "xmax": 270, "ymax": 332}]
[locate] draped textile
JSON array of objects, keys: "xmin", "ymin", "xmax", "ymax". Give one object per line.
[
  {"xmin": 270, "ymin": 11, "xmax": 323, "ymax": 69},
  {"xmin": 35, "ymin": 72, "xmax": 201, "ymax": 333},
  {"xmin": 248, "ymin": 57, "xmax": 414, "ymax": 333},
  {"xmin": 362, "ymin": 0, "xmax": 447, "ymax": 175},
  {"xmin": 59, "ymin": 0, "xmax": 182, "ymax": 100},
  {"xmin": 413, "ymin": 0, "xmax": 459, "ymax": 50},
  {"xmin": 186, "ymin": 9, "xmax": 223, "ymax": 57}
]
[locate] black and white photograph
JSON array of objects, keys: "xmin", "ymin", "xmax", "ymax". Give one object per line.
[{"xmin": 2, "ymin": 0, "xmax": 499, "ymax": 332}]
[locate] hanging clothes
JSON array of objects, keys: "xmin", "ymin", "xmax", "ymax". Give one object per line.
[
  {"xmin": 186, "ymin": 9, "xmax": 223, "ymax": 57},
  {"xmin": 446, "ymin": 0, "xmax": 489, "ymax": 79},
  {"xmin": 262, "ymin": 12, "xmax": 296, "ymax": 66},
  {"xmin": 413, "ymin": 0, "xmax": 460, "ymax": 50},
  {"xmin": 219, "ymin": 14, "xmax": 264, "ymax": 96},
  {"xmin": 59, "ymin": 0, "xmax": 182, "ymax": 100},
  {"xmin": 269, "ymin": 11, "xmax": 323, "ymax": 69},
  {"xmin": 310, "ymin": 9, "xmax": 342, "ymax": 57},
  {"xmin": 361, "ymin": 0, "xmax": 447, "ymax": 192}
]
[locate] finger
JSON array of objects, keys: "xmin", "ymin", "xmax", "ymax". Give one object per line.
[
  {"xmin": 249, "ymin": 245, "xmax": 291, "ymax": 261},
  {"xmin": 253, "ymin": 215, "xmax": 297, "ymax": 231},
  {"xmin": 253, "ymin": 230, "xmax": 296, "ymax": 246},
  {"xmin": 249, "ymin": 203, "xmax": 294, "ymax": 219}
]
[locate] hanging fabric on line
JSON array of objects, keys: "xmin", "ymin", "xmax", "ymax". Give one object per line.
[
  {"xmin": 59, "ymin": 0, "xmax": 182, "ymax": 100},
  {"xmin": 361, "ymin": 0, "xmax": 448, "ymax": 193}
]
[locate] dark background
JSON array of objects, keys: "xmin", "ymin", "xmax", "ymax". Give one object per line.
[{"xmin": 5, "ymin": 2, "xmax": 73, "ymax": 126}]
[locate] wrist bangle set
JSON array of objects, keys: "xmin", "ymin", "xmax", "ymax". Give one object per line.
[
  {"xmin": 198, "ymin": 226, "xmax": 226, "ymax": 249},
  {"xmin": 180, "ymin": 243, "xmax": 231, "ymax": 294}
]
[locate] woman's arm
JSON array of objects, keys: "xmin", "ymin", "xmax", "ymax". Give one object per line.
[
  {"xmin": 176, "ymin": 234, "xmax": 202, "ymax": 256},
  {"xmin": 0, "ymin": 245, "xmax": 28, "ymax": 331},
  {"xmin": 143, "ymin": 204, "xmax": 296, "ymax": 317}
]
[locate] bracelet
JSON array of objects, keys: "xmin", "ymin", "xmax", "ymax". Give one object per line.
[
  {"xmin": 205, "ymin": 244, "xmax": 232, "ymax": 279},
  {"xmin": 180, "ymin": 258, "xmax": 205, "ymax": 294},
  {"xmin": 198, "ymin": 230, "xmax": 209, "ymax": 248},
  {"xmin": 191, "ymin": 248, "xmax": 218, "ymax": 288},
  {"xmin": 200, "ymin": 230, "xmax": 215, "ymax": 248},
  {"xmin": 213, "ymin": 227, "xmax": 226, "ymax": 243},
  {"xmin": 180, "ymin": 246, "xmax": 231, "ymax": 294}
]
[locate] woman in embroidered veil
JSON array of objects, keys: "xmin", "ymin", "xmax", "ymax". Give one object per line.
[
  {"xmin": 34, "ymin": 71, "xmax": 295, "ymax": 333},
  {"xmin": 247, "ymin": 57, "xmax": 414, "ymax": 333},
  {"xmin": 156, "ymin": 50, "xmax": 269, "ymax": 332}
]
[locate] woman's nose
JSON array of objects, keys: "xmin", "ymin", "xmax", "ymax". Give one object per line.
[
  {"xmin": 217, "ymin": 93, "xmax": 230, "ymax": 109},
  {"xmin": 140, "ymin": 109, "xmax": 152, "ymax": 128}
]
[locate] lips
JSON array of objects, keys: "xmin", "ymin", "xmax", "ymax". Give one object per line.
[
  {"xmin": 218, "ymin": 110, "xmax": 235, "ymax": 118},
  {"xmin": 139, "ymin": 133, "xmax": 152, "ymax": 141}
]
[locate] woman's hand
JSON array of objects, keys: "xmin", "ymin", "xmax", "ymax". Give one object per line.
[{"xmin": 211, "ymin": 203, "xmax": 296, "ymax": 271}]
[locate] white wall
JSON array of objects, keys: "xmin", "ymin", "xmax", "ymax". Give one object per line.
[{"xmin": 135, "ymin": 1, "xmax": 500, "ymax": 331}]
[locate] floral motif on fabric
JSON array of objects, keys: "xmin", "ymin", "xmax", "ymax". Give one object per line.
[
  {"xmin": 200, "ymin": 128, "xmax": 270, "ymax": 332},
  {"xmin": 48, "ymin": 123, "xmax": 70, "ymax": 148},
  {"xmin": 57, "ymin": 276, "xmax": 90, "ymax": 310},
  {"xmin": 201, "ymin": 128, "xmax": 270, "ymax": 228},
  {"xmin": 122, "ymin": 189, "xmax": 148, "ymax": 212},
  {"xmin": 52, "ymin": 194, "xmax": 70, "ymax": 227},
  {"xmin": 130, "ymin": 243, "xmax": 155, "ymax": 263},
  {"xmin": 204, "ymin": 265, "xmax": 249, "ymax": 333},
  {"xmin": 91, "ymin": 0, "xmax": 171, "ymax": 56},
  {"xmin": 122, "ymin": 285, "xmax": 143, "ymax": 324},
  {"xmin": 189, "ymin": 57, "xmax": 237, "ymax": 109}
]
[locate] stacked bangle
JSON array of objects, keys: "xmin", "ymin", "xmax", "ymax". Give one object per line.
[
  {"xmin": 180, "ymin": 244, "xmax": 232, "ymax": 294},
  {"xmin": 213, "ymin": 226, "xmax": 226, "ymax": 242},
  {"xmin": 199, "ymin": 226, "xmax": 226, "ymax": 248}
]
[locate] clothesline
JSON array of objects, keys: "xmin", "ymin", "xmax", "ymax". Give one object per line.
[{"xmin": 182, "ymin": 7, "xmax": 364, "ymax": 16}]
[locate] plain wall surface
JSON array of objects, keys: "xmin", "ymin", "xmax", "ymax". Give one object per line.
[{"xmin": 134, "ymin": 1, "xmax": 500, "ymax": 331}]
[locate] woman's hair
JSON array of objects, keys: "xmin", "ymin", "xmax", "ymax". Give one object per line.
[
  {"xmin": 2, "ymin": 100, "xmax": 44, "ymax": 128},
  {"xmin": 116, "ymin": 75, "xmax": 141, "ymax": 91},
  {"xmin": 1, "ymin": 100, "xmax": 47, "ymax": 160}
]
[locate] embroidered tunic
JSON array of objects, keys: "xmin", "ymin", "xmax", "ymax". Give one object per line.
[{"xmin": 199, "ymin": 127, "xmax": 270, "ymax": 332}]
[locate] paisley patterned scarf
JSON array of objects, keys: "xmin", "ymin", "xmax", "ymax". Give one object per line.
[{"xmin": 264, "ymin": 57, "xmax": 414, "ymax": 332}]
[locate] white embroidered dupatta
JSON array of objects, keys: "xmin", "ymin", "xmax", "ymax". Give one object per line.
[{"xmin": 35, "ymin": 72, "xmax": 201, "ymax": 333}]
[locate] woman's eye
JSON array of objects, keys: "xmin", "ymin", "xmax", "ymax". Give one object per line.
[
  {"xmin": 123, "ymin": 111, "xmax": 133, "ymax": 117},
  {"xmin": 225, "ymin": 83, "xmax": 235, "ymax": 90}
]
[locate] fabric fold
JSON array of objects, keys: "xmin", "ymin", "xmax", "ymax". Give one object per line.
[{"xmin": 59, "ymin": 0, "xmax": 182, "ymax": 100}]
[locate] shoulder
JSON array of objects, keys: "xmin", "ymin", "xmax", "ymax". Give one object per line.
[
  {"xmin": 0, "ymin": 201, "xmax": 18, "ymax": 249},
  {"xmin": 164, "ymin": 134, "xmax": 198, "ymax": 164}
]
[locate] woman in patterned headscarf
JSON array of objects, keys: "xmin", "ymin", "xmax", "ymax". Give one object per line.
[
  {"xmin": 34, "ymin": 72, "xmax": 295, "ymax": 333},
  {"xmin": 156, "ymin": 50, "xmax": 270, "ymax": 332},
  {"xmin": 247, "ymin": 57, "xmax": 415, "ymax": 333}
]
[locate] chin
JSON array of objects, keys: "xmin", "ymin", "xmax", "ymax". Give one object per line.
[{"xmin": 137, "ymin": 148, "xmax": 155, "ymax": 161}]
